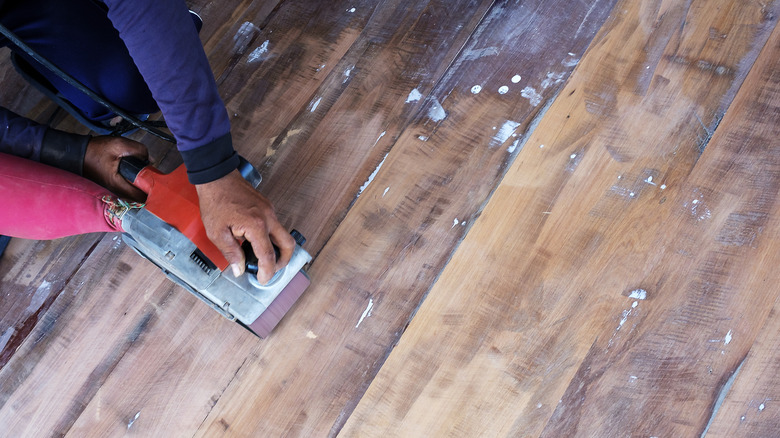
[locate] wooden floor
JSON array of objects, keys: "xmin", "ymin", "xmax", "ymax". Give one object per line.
[{"xmin": 1, "ymin": 0, "xmax": 778, "ymax": 436}]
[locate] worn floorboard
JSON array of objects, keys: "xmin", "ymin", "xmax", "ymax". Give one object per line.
[
  {"xmin": 342, "ymin": 0, "xmax": 780, "ymax": 436},
  {"xmin": 0, "ymin": 0, "xmax": 778, "ymax": 436}
]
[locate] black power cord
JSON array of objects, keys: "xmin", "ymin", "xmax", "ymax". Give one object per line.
[{"xmin": 0, "ymin": 22, "xmax": 175, "ymax": 143}]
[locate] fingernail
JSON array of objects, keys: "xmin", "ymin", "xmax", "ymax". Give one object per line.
[{"xmin": 231, "ymin": 263, "xmax": 242, "ymax": 277}]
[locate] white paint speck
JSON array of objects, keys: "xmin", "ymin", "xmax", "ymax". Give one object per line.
[
  {"xmin": 537, "ymin": 403, "xmax": 543, "ymax": 408},
  {"xmin": 452, "ymin": 218, "xmax": 459, "ymax": 229},
  {"xmin": 632, "ymin": 301, "xmax": 638, "ymax": 308},
  {"xmin": 247, "ymin": 40, "xmax": 269, "ymax": 63},
  {"xmin": 356, "ymin": 298, "xmax": 374, "ymax": 328},
  {"xmin": 357, "ymin": 153, "xmax": 388, "ymax": 198},
  {"xmin": 629, "ymin": 375, "xmax": 638, "ymax": 382},
  {"xmin": 508, "ymin": 139, "xmax": 520, "ymax": 153},
  {"xmin": 306, "ymin": 330, "xmax": 318, "ymax": 339},
  {"xmin": 498, "ymin": 85, "xmax": 509, "ymax": 94},
  {"xmin": 0, "ymin": 327, "xmax": 15, "ymax": 352},
  {"xmin": 343, "ymin": 66, "xmax": 353, "ymax": 83},
  {"xmin": 127, "ymin": 411, "xmax": 140, "ymax": 430},
  {"xmin": 428, "ymin": 98, "xmax": 447, "ymax": 122},
  {"xmin": 462, "ymin": 46, "xmax": 500, "ymax": 61},
  {"xmin": 692, "ymin": 199, "xmax": 699, "ymax": 204},
  {"xmin": 759, "ymin": 403, "xmax": 765, "ymax": 411},
  {"xmin": 406, "ymin": 88, "xmax": 423, "ymax": 103},
  {"xmin": 628, "ymin": 289, "xmax": 647, "ymax": 300},
  {"xmin": 461, "ymin": 221, "xmax": 466, "ymax": 226},
  {"xmin": 347, "ymin": 7, "xmax": 356, "ymax": 13},
  {"xmin": 316, "ymin": 64, "xmax": 326, "ymax": 72},
  {"xmin": 629, "ymin": 192, "xmax": 635, "ymax": 198},
  {"xmin": 383, "ymin": 187, "xmax": 390, "ymax": 197},
  {"xmin": 233, "ymin": 22, "xmax": 259, "ymax": 53},
  {"xmin": 521, "ymin": 86, "xmax": 542, "ymax": 106},
  {"xmin": 660, "ymin": 184, "xmax": 667, "ymax": 190},
  {"xmin": 540, "ymin": 144, "xmax": 545, "ymax": 149},
  {"xmin": 724, "ymin": 330, "xmax": 733, "ymax": 345},
  {"xmin": 618, "ymin": 309, "xmax": 631, "ymax": 328},
  {"xmin": 372, "ymin": 131, "xmax": 386, "ymax": 148},
  {"xmin": 26, "ymin": 280, "xmax": 51, "ymax": 314},
  {"xmin": 491, "ymin": 120, "xmax": 520, "ymax": 147},
  {"xmin": 310, "ymin": 97, "xmax": 322, "ymax": 112},
  {"xmin": 511, "ymin": 75, "xmax": 522, "ymax": 83},
  {"xmin": 471, "ymin": 85, "xmax": 482, "ymax": 94},
  {"xmin": 541, "ymin": 72, "xmax": 566, "ymax": 89},
  {"xmin": 235, "ymin": 23, "xmax": 256, "ymax": 40},
  {"xmin": 418, "ymin": 135, "xmax": 429, "ymax": 141},
  {"xmin": 570, "ymin": 153, "xmax": 577, "ymax": 159}
]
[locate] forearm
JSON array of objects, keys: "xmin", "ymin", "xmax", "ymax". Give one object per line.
[
  {"xmin": 101, "ymin": 0, "xmax": 237, "ymax": 184},
  {"xmin": 0, "ymin": 106, "xmax": 89, "ymax": 174}
]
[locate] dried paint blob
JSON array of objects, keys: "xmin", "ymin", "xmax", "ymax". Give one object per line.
[
  {"xmin": 347, "ymin": 7, "xmax": 356, "ymax": 13},
  {"xmin": 498, "ymin": 85, "xmax": 509, "ymax": 94},
  {"xmin": 471, "ymin": 85, "xmax": 482, "ymax": 94},
  {"xmin": 405, "ymin": 88, "xmax": 423, "ymax": 103},
  {"xmin": 511, "ymin": 75, "xmax": 522, "ymax": 83}
]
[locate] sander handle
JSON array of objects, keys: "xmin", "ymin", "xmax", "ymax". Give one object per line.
[
  {"xmin": 243, "ymin": 230, "xmax": 307, "ymax": 276},
  {"xmin": 120, "ymin": 156, "xmax": 261, "ymax": 188},
  {"xmin": 119, "ymin": 156, "xmax": 150, "ymax": 184}
]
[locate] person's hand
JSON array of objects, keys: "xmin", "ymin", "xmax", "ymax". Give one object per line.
[
  {"xmin": 196, "ymin": 170, "xmax": 296, "ymax": 284},
  {"xmin": 83, "ymin": 136, "xmax": 148, "ymax": 201}
]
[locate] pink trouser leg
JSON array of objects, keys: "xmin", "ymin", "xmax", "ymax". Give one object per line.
[{"xmin": 0, "ymin": 152, "xmax": 124, "ymax": 239}]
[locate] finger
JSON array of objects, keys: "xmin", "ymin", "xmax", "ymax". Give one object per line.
[
  {"xmin": 269, "ymin": 223, "xmax": 296, "ymax": 270},
  {"xmin": 209, "ymin": 227, "xmax": 246, "ymax": 277},
  {"xmin": 244, "ymin": 228, "xmax": 277, "ymax": 284}
]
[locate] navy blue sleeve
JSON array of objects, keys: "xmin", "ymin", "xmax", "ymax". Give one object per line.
[
  {"xmin": 102, "ymin": 0, "xmax": 238, "ymax": 184},
  {"xmin": 0, "ymin": 106, "xmax": 89, "ymax": 175}
]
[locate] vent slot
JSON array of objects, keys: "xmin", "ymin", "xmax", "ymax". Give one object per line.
[{"xmin": 190, "ymin": 249, "xmax": 217, "ymax": 274}]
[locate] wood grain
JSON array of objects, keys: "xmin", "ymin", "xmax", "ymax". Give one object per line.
[
  {"xmin": 341, "ymin": 0, "xmax": 780, "ymax": 436},
  {"xmin": 690, "ymin": 23, "xmax": 780, "ymax": 437},
  {"xmin": 197, "ymin": 0, "xmax": 617, "ymax": 435},
  {"xmin": 1, "ymin": 0, "xmax": 777, "ymax": 435}
]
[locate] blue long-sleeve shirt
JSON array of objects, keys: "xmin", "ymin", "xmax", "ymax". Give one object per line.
[{"xmin": 0, "ymin": 0, "xmax": 238, "ymax": 184}]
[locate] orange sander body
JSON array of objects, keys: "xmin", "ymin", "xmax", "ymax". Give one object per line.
[{"xmin": 118, "ymin": 157, "xmax": 311, "ymax": 337}]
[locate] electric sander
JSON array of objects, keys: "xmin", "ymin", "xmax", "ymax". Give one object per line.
[{"xmin": 118, "ymin": 156, "xmax": 312, "ymax": 337}]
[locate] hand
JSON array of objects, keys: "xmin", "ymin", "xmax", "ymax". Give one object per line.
[
  {"xmin": 196, "ymin": 170, "xmax": 296, "ymax": 284},
  {"xmin": 83, "ymin": 136, "xmax": 149, "ymax": 201}
]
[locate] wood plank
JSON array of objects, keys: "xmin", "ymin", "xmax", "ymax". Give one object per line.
[
  {"xmin": 706, "ymin": 302, "xmax": 780, "ymax": 436},
  {"xmin": 197, "ymin": 0, "xmax": 617, "ymax": 436},
  {"xmin": 0, "ymin": 237, "xmax": 248, "ymax": 436},
  {"xmin": 340, "ymin": 0, "xmax": 780, "ymax": 436},
  {"xmin": 0, "ymin": 237, "xmax": 103, "ymax": 370},
  {"xmin": 691, "ymin": 24, "xmax": 780, "ymax": 436}
]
